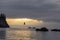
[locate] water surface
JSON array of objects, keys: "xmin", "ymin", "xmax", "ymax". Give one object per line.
[{"xmin": 0, "ymin": 28, "xmax": 60, "ymax": 40}]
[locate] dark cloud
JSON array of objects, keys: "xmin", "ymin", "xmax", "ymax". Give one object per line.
[
  {"xmin": 0, "ymin": 0, "xmax": 59, "ymax": 18},
  {"xmin": 0, "ymin": 0, "xmax": 60, "ymax": 28}
]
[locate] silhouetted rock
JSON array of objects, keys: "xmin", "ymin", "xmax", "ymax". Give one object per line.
[
  {"xmin": 51, "ymin": 29, "xmax": 60, "ymax": 32},
  {"xmin": 0, "ymin": 13, "xmax": 9, "ymax": 28},
  {"xmin": 28, "ymin": 27, "xmax": 32, "ymax": 29},
  {"xmin": 28, "ymin": 27, "xmax": 36, "ymax": 29},
  {"xmin": 32, "ymin": 27, "xmax": 36, "ymax": 29},
  {"xmin": 35, "ymin": 27, "xmax": 48, "ymax": 32}
]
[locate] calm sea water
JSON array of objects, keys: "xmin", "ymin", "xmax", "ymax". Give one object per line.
[{"xmin": 0, "ymin": 28, "xmax": 60, "ymax": 40}]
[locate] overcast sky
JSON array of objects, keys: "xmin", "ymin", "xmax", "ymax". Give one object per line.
[{"xmin": 0, "ymin": 0, "xmax": 60, "ymax": 28}]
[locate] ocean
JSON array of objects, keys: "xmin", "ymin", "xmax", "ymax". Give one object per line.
[{"xmin": 0, "ymin": 28, "xmax": 60, "ymax": 40}]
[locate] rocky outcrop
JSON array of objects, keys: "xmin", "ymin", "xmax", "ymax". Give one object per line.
[
  {"xmin": 51, "ymin": 29, "xmax": 60, "ymax": 32},
  {"xmin": 0, "ymin": 13, "xmax": 9, "ymax": 28},
  {"xmin": 35, "ymin": 27, "xmax": 48, "ymax": 32},
  {"xmin": 28, "ymin": 27, "xmax": 36, "ymax": 29}
]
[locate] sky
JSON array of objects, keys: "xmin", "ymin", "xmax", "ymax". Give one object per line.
[{"xmin": 0, "ymin": 0, "xmax": 60, "ymax": 28}]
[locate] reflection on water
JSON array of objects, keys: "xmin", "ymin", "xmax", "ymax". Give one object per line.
[
  {"xmin": 7, "ymin": 18, "xmax": 44, "ymax": 28},
  {"xmin": 0, "ymin": 28, "xmax": 60, "ymax": 40},
  {"xmin": 6, "ymin": 28, "xmax": 36, "ymax": 40},
  {"xmin": 0, "ymin": 28, "xmax": 6, "ymax": 40},
  {"xmin": 36, "ymin": 32, "xmax": 60, "ymax": 40}
]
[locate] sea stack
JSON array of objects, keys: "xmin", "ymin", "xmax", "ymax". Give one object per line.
[
  {"xmin": 0, "ymin": 13, "xmax": 9, "ymax": 28},
  {"xmin": 35, "ymin": 27, "xmax": 48, "ymax": 32}
]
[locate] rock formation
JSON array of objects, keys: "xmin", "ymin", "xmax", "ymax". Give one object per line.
[
  {"xmin": 35, "ymin": 27, "xmax": 48, "ymax": 32},
  {"xmin": 51, "ymin": 29, "xmax": 60, "ymax": 32},
  {"xmin": 0, "ymin": 13, "xmax": 9, "ymax": 28}
]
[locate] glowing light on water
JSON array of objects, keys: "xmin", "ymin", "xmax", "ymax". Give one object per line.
[{"xmin": 6, "ymin": 18, "xmax": 44, "ymax": 28}]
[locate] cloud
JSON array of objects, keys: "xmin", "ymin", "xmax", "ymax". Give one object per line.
[
  {"xmin": 0, "ymin": 0, "xmax": 59, "ymax": 18},
  {"xmin": 0, "ymin": 0, "xmax": 60, "ymax": 28},
  {"xmin": 0, "ymin": 0, "xmax": 59, "ymax": 21}
]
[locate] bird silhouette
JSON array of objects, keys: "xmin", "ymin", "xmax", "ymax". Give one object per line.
[{"xmin": 24, "ymin": 22, "xmax": 26, "ymax": 25}]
